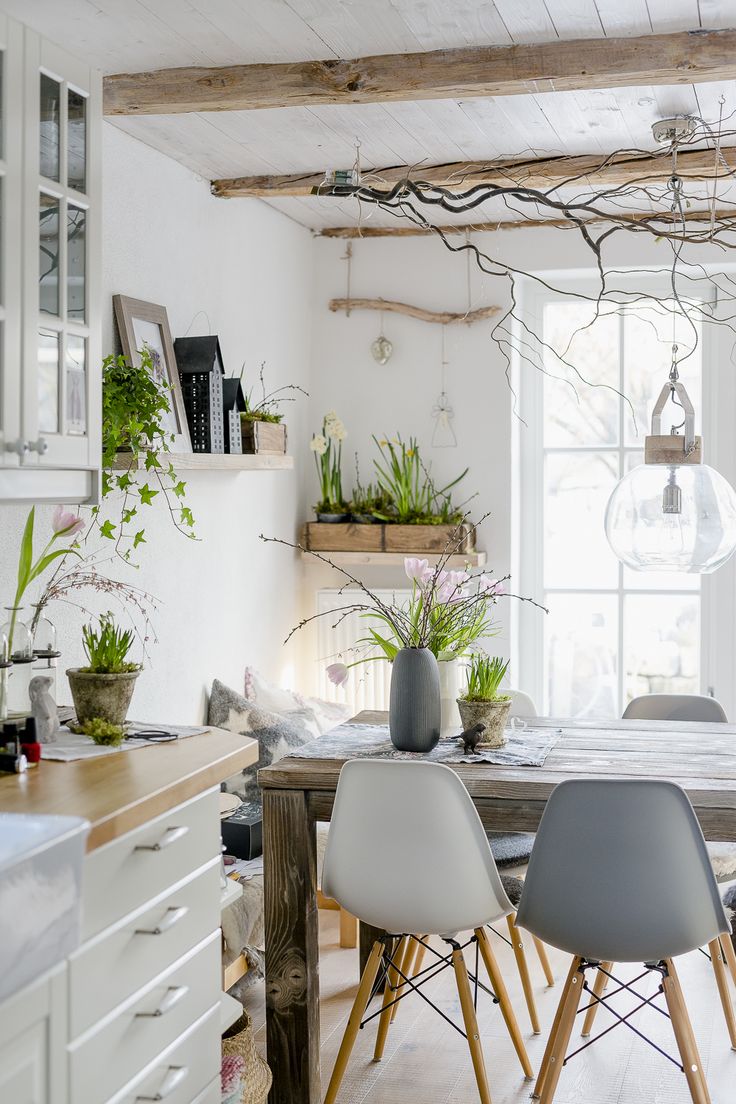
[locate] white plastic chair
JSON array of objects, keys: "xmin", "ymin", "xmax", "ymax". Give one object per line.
[
  {"xmin": 516, "ymin": 778, "xmax": 731, "ymax": 1104},
  {"xmin": 321, "ymin": 759, "xmax": 533, "ymax": 1104},
  {"xmin": 624, "ymin": 693, "xmax": 727, "ymax": 724},
  {"xmin": 509, "ymin": 688, "xmax": 538, "ymax": 719}
]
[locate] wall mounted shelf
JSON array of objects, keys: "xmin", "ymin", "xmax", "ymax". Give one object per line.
[
  {"xmin": 301, "ymin": 550, "xmax": 487, "ymax": 567},
  {"xmin": 112, "ymin": 453, "xmax": 293, "ymax": 471}
]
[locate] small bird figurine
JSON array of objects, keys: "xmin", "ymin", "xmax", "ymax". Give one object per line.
[{"xmin": 458, "ymin": 722, "xmax": 486, "ymax": 755}]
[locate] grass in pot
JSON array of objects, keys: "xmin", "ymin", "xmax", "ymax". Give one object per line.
[
  {"xmin": 67, "ymin": 613, "xmax": 142, "ymax": 728},
  {"xmin": 457, "ymin": 654, "xmax": 511, "ymax": 748}
]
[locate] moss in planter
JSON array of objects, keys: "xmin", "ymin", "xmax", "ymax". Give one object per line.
[{"xmin": 69, "ymin": 717, "xmax": 126, "ymax": 747}]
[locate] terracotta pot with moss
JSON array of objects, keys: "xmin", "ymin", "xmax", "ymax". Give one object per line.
[
  {"xmin": 67, "ymin": 613, "xmax": 141, "ymax": 727},
  {"xmin": 457, "ymin": 654, "xmax": 511, "ymax": 749}
]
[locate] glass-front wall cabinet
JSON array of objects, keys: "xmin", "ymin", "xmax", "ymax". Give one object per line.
[{"xmin": 0, "ymin": 15, "xmax": 100, "ymax": 496}]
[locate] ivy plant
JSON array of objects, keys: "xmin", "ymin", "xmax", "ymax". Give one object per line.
[{"xmin": 94, "ymin": 349, "xmax": 195, "ymax": 562}]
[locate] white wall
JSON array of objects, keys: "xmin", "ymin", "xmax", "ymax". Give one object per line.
[{"xmin": 0, "ymin": 123, "xmax": 313, "ymax": 722}]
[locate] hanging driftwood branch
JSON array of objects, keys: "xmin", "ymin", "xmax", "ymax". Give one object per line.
[{"xmin": 328, "ymin": 297, "xmax": 500, "ymax": 325}]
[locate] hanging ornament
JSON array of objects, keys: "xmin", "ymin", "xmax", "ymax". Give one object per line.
[
  {"xmin": 371, "ymin": 310, "xmax": 393, "ymax": 364},
  {"xmin": 605, "ymin": 346, "xmax": 736, "ymax": 573},
  {"xmin": 431, "ymin": 325, "xmax": 457, "ymax": 448}
]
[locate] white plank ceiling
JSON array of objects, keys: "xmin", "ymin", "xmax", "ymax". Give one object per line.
[{"xmin": 5, "ymin": 0, "xmax": 736, "ymax": 229}]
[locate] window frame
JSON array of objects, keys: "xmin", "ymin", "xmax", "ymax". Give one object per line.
[{"xmin": 513, "ymin": 271, "xmax": 731, "ymax": 718}]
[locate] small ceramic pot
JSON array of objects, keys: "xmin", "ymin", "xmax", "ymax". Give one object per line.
[
  {"xmin": 456, "ymin": 697, "xmax": 512, "ymax": 748},
  {"xmin": 316, "ymin": 511, "xmax": 350, "ymax": 523},
  {"xmin": 389, "ymin": 647, "xmax": 441, "ymax": 752},
  {"xmin": 67, "ymin": 668, "xmax": 140, "ymax": 726}
]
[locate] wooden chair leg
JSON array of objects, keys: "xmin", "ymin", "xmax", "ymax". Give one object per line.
[
  {"xmin": 373, "ymin": 935, "xmax": 407, "ymax": 1061},
  {"xmin": 661, "ymin": 957, "xmax": 711, "ymax": 1104},
  {"xmin": 324, "ymin": 940, "xmax": 385, "ymax": 1104},
  {"xmin": 506, "ymin": 914, "xmax": 541, "ymax": 1034},
  {"xmin": 533, "ymin": 936, "xmax": 555, "ymax": 987},
  {"xmin": 719, "ymin": 932, "xmax": 736, "ymax": 990},
  {"xmin": 580, "ymin": 961, "xmax": 612, "ymax": 1038},
  {"xmin": 709, "ymin": 939, "xmax": 736, "ymax": 1050},
  {"xmin": 339, "ymin": 908, "xmax": 358, "ymax": 949},
  {"xmin": 533, "ymin": 956, "xmax": 584, "ymax": 1103},
  {"xmin": 412, "ymin": 936, "xmax": 429, "ymax": 979},
  {"xmin": 452, "ymin": 946, "xmax": 492, "ymax": 1104},
  {"xmin": 390, "ymin": 936, "xmax": 419, "ymax": 1024},
  {"xmin": 475, "ymin": 926, "xmax": 533, "ymax": 1079}
]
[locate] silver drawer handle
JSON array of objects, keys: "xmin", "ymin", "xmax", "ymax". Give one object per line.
[
  {"xmin": 134, "ymin": 825, "xmax": 189, "ymax": 852},
  {"xmin": 135, "ymin": 985, "xmax": 189, "ymax": 1018},
  {"xmin": 4, "ymin": 437, "xmax": 28, "ymax": 458},
  {"xmin": 135, "ymin": 905, "xmax": 188, "ymax": 936},
  {"xmin": 134, "ymin": 1065, "xmax": 189, "ymax": 1101}
]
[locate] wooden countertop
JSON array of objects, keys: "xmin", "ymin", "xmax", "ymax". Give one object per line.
[{"xmin": 0, "ymin": 727, "xmax": 257, "ymax": 850}]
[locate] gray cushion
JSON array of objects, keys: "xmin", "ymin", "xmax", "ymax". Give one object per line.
[
  {"xmin": 208, "ymin": 679, "xmax": 316, "ymax": 804},
  {"xmin": 723, "ymin": 883, "xmax": 736, "ymax": 911},
  {"xmin": 500, "ymin": 873, "xmax": 525, "ymax": 908},
  {"xmin": 488, "ymin": 831, "xmax": 535, "ymax": 868}
]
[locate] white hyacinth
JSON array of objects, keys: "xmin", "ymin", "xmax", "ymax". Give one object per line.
[
  {"xmin": 310, "ymin": 433, "xmax": 328, "ymax": 455},
  {"xmin": 323, "ymin": 410, "xmax": 339, "ymax": 428},
  {"xmin": 329, "ymin": 421, "xmax": 347, "ymax": 442}
]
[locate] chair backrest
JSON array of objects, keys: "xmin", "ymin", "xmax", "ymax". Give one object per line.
[
  {"xmin": 321, "ymin": 760, "xmax": 512, "ymax": 936},
  {"xmin": 624, "ymin": 693, "xmax": 727, "ymax": 724},
  {"xmin": 516, "ymin": 778, "xmax": 729, "ymax": 962},
  {"xmin": 508, "ymin": 689, "xmax": 538, "ymax": 719}
]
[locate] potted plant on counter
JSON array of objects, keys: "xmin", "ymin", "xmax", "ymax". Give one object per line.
[
  {"xmin": 457, "ymin": 654, "xmax": 511, "ymax": 748},
  {"xmin": 67, "ymin": 613, "xmax": 142, "ymax": 727},
  {"xmin": 311, "ymin": 411, "xmax": 349, "ymax": 521}
]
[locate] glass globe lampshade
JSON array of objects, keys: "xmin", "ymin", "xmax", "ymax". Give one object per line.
[{"xmin": 605, "ymin": 461, "xmax": 736, "ymax": 573}]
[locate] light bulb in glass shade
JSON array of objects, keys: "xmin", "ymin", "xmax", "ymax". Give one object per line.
[{"xmin": 605, "ymin": 462, "xmax": 736, "ymax": 573}]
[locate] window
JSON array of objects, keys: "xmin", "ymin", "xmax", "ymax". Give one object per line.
[{"xmin": 516, "ymin": 280, "xmax": 708, "ymax": 719}]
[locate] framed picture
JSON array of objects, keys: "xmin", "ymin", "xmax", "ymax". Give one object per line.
[{"xmin": 112, "ymin": 295, "xmax": 191, "ymax": 452}]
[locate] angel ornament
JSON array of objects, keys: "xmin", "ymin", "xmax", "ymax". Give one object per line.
[{"xmin": 431, "ymin": 391, "xmax": 457, "ymax": 448}]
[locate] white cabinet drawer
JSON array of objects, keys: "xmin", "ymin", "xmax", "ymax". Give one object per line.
[
  {"xmin": 70, "ymin": 860, "xmax": 221, "ymax": 1037},
  {"xmin": 82, "ymin": 789, "xmax": 220, "ymax": 939},
  {"xmin": 107, "ymin": 1005, "xmax": 220, "ymax": 1104},
  {"xmin": 69, "ymin": 933, "xmax": 220, "ymax": 1104},
  {"xmin": 192, "ymin": 1076, "xmax": 220, "ymax": 1104}
]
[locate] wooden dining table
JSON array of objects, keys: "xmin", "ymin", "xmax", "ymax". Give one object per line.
[{"xmin": 258, "ymin": 710, "xmax": 736, "ymax": 1104}]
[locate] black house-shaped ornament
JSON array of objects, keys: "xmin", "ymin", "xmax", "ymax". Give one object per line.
[
  {"xmin": 222, "ymin": 377, "xmax": 246, "ymax": 454},
  {"xmin": 174, "ymin": 336, "xmax": 225, "ymax": 453}
]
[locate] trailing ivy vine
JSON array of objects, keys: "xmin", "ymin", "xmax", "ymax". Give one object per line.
[{"xmin": 92, "ymin": 350, "xmax": 196, "ymax": 562}]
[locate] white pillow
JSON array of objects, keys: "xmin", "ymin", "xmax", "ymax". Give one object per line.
[{"xmin": 244, "ymin": 667, "xmax": 350, "ymax": 735}]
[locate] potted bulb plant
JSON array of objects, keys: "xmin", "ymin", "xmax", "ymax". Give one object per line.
[
  {"xmin": 67, "ymin": 613, "xmax": 142, "ymax": 727},
  {"xmin": 457, "ymin": 654, "xmax": 511, "ymax": 748}
]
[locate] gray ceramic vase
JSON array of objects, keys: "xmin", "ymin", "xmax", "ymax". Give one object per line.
[
  {"xmin": 66, "ymin": 668, "xmax": 140, "ymax": 726},
  {"xmin": 389, "ymin": 647, "xmax": 441, "ymax": 752}
]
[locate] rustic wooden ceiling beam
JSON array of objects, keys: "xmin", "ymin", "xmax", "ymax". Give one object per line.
[
  {"xmin": 317, "ymin": 207, "xmax": 736, "ymax": 237},
  {"xmin": 211, "ymin": 147, "xmax": 736, "ymax": 198},
  {"xmin": 104, "ymin": 27, "xmax": 736, "ymax": 116}
]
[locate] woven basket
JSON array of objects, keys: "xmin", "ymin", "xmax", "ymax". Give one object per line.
[{"xmin": 222, "ymin": 1009, "xmax": 272, "ymax": 1104}]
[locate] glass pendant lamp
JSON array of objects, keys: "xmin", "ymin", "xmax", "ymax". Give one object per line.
[{"xmin": 605, "ymin": 359, "xmax": 736, "ymax": 573}]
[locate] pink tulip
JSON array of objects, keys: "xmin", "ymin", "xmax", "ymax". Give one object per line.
[
  {"xmin": 326, "ymin": 662, "xmax": 349, "ymax": 687},
  {"xmin": 404, "ymin": 557, "xmax": 431, "ymax": 584},
  {"xmin": 52, "ymin": 505, "xmax": 85, "ymax": 537},
  {"xmin": 479, "ymin": 575, "xmax": 504, "ymax": 596}
]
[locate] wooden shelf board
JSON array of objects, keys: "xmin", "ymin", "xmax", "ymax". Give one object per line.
[
  {"xmin": 220, "ymin": 990, "xmax": 243, "ymax": 1033},
  {"xmin": 301, "ymin": 550, "xmax": 487, "ymax": 567},
  {"xmin": 112, "ymin": 452, "xmax": 293, "ymax": 471},
  {"xmin": 222, "ymin": 952, "xmax": 249, "ymax": 990}
]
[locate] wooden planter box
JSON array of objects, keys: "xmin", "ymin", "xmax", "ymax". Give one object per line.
[
  {"xmin": 302, "ymin": 522, "xmax": 475, "ymax": 554},
  {"xmin": 241, "ymin": 419, "xmax": 287, "ymax": 455}
]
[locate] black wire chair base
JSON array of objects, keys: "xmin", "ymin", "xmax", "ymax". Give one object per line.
[
  {"xmin": 359, "ymin": 934, "xmax": 498, "ymax": 1042},
  {"xmin": 565, "ymin": 960, "xmax": 683, "ymax": 1073}
]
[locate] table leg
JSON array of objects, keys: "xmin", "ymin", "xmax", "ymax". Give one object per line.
[{"xmin": 264, "ymin": 788, "xmax": 320, "ymax": 1104}]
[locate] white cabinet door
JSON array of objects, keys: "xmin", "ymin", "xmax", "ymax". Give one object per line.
[
  {"xmin": 0, "ymin": 1021, "xmax": 48, "ymax": 1104},
  {"xmin": 0, "ymin": 14, "xmax": 24, "ymax": 467},
  {"xmin": 21, "ymin": 31, "xmax": 101, "ymax": 475},
  {"xmin": 0, "ymin": 965, "xmax": 67, "ymax": 1104}
]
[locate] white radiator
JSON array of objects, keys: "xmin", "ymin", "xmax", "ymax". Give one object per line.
[{"xmin": 316, "ymin": 588, "xmax": 411, "ymax": 714}]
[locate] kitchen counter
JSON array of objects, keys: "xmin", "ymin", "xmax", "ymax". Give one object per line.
[{"xmin": 0, "ymin": 726, "xmax": 257, "ymax": 850}]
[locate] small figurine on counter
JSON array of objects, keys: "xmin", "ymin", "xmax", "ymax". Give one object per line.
[
  {"xmin": 29, "ymin": 674, "xmax": 59, "ymax": 744},
  {"xmin": 458, "ymin": 721, "xmax": 487, "ymax": 755}
]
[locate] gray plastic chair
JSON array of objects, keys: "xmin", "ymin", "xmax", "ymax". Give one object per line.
[
  {"xmin": 321, "ymin": 759, "xmax": 534, "ymax": 1104},
  {"xmin": 516, "ymin": 778, "xmax": 731, "ymax": 1104},
  {"xmin": 624, "ymin": 692, "xmax": 727, "ymax": 724}
]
